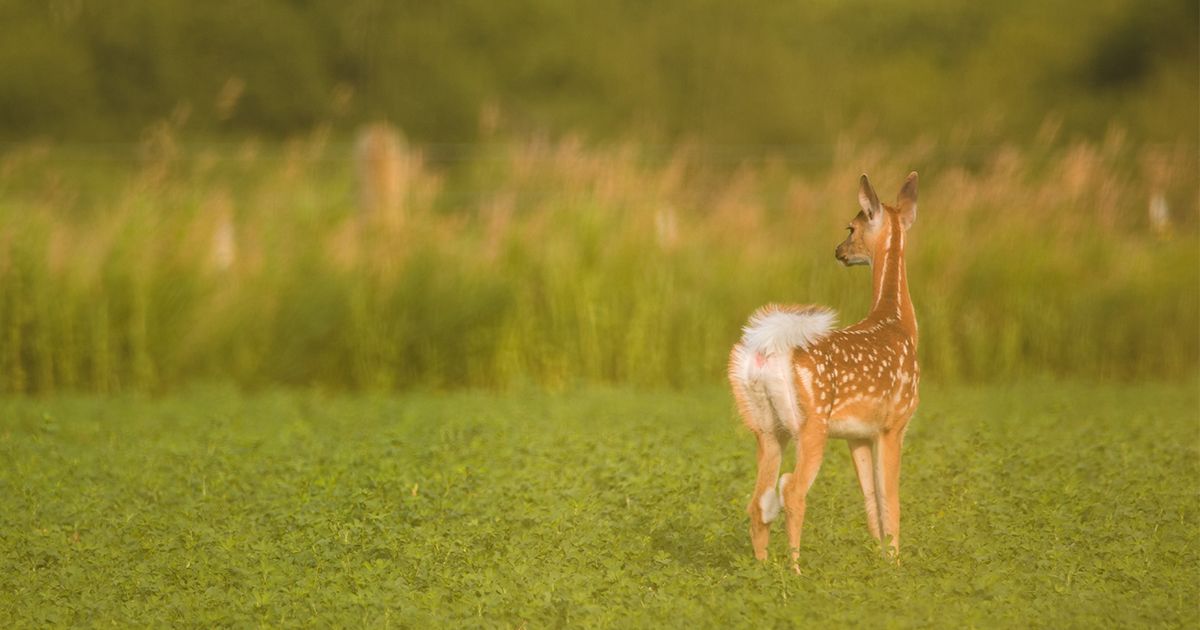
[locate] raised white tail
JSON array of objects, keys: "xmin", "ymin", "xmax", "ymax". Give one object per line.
[
  {"xmin": 730, "ymin": 304, "xmax": 836, "ymax": 437},
  {"xmin": 738, "ymin": 305, "xmax": 837, "ymax": 356}
]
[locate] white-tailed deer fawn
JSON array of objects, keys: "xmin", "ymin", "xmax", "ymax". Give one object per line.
[{"xmin": 728, "ymin": 172, "xmax": 920, "ymax": 571}]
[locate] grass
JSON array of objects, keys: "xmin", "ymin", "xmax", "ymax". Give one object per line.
[
  {"xmin": 0, "ymin": 130, "xmax": 1197, "ymax": 394},
  {"xmin": 1, "ymin": 381, "xmax": 1196, "ymax": 627}
]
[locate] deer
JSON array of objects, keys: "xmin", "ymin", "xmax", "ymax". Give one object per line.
[{"xmin": 728, "ymin": 172, "xmax": 920, "ymax": 572}]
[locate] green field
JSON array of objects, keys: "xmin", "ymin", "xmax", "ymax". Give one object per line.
[
  {"xmin": 3, "ymin": 2, "xmax": 1196, "ymax": 627},
  {"xmin": 2, "ymin": 382, "xmax": 1195, "ymax": 627}
]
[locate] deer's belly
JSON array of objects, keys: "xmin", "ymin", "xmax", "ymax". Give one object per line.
[{"xmin": 828, "ymin": 416, "xmax": 883, "ymax": 440}]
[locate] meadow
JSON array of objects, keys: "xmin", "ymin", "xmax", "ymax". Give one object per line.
[
  {"xmin": 1, "ymin": 382, "xmax": 1196, "ymax": 626},
  {"xmin": 0, "ymin": 126, "xmax": 1196, "ymax": 394},
  {"xmin": 2, "ymin": 3, "xmax": 1197, "ymax": 627},
  {"xmin": 2, "ymin": 126, "xmax": 1195, "ymax": 626}
]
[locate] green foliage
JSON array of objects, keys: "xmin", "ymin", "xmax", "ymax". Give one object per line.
[
  {"xmin": 0, "ymin": 3, "xmax": 97, "ymax": 136},
  {"xmin": 0, "ymin": 130, "xmax": 1196, "ymax": 393},
  {"xmin": 0, "ymin": 383, "xmax": 1196, "ymax": 626},
  {"xmin": 0, "ymin": 0, "xmax": 1195, "ymax": 144}
]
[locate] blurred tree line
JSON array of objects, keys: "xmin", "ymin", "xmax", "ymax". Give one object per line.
[{"xmin": 0, "ymin": 0, "xmax": 1195, "ymax": 146}]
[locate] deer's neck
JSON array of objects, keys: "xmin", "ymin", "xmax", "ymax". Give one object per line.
[{"xmin": 868, "ymin": 220, "xmax": 916, "ymax": 337}]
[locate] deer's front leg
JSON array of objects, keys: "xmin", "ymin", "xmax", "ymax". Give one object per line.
[
  {"xmin": 747, "ymin": 432, "xmax": 782, "ymax": 560},
  {"xmin": 848, "ymin": 439, "xmax": 882, "ymax": 541},
  {"xmin": 783, "ymin": 419, "xmax": 828, "ymax": 573},
  {"xmin": 874, "ymin": 430, "xmax": 904, "ymax": 560}
]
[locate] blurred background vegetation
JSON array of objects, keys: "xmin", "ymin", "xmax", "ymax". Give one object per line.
[
  {"xmin": 0, "ymin": 0, "xmax": 1196, "ymax": 393},
  {"xmin": 1, "ymin": 0, "xmax": 1197, "ymax": 144}
]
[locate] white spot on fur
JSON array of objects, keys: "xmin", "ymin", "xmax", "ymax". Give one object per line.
[
  {"xmin": 796, "ymin": 367, "xmax": 814, "ymax": 399},
  {"xmin": 760, "ymin": 486, "xmax": 781, "ymax": 523},
  {"xmin": 760, "ymin": 473, "xmax": 792, "ymax": 524}
]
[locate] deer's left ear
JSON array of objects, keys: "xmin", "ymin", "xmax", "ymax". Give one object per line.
[
  {"xmin": 897, "ymin": 171, "xmax": 918, "ymax": 229},
  {"xmin": 859, "ymin": 174, "xmax": 882, "ymax": 222}
]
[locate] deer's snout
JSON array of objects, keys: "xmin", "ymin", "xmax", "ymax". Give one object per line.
[
  {"xmin": 835, "ymin": 241, "xmax": 869, "ymax": 267},
  {"xmin": 835, "ymin": 243, "xmax": 852, "ymax": 266}
]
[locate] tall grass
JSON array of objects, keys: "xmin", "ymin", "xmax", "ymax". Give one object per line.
[{"xmin": 0, "ymin": 125, "xmax": 1195, "ymax": 393}]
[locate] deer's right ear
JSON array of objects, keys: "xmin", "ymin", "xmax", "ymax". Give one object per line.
[
  {"xmin": 897, "ymin": 171, "xmax": 918, "ymax": 229},
  {"xmin": 858, "ymin": 174, "xmax": 882, "ymax": 221}
]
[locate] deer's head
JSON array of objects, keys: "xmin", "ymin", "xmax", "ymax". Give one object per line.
[{"xmin": 835, "ymin": 172, "xmax": 918, "ymax": 267}]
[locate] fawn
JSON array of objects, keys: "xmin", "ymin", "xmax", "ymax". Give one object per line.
[{"xmin": 728, "ymin": 172, "xmax": 920, "ymax": 571}]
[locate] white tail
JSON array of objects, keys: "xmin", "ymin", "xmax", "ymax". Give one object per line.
[
  {"xmin": 738, "ymin": 304, "xmax": 837, "ymax": 356},
  {"xmin": 730, "ymin": 305, "xmax": 836, "ymax": 438}
]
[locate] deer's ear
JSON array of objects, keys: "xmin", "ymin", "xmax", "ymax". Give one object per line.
[
  {"xmin": 859, "ymin": 174, "xmax": 882, "ymax": 221},
  {"xmin": 897, "ymin": 171, "xmax": 918, "ymax": 229}
]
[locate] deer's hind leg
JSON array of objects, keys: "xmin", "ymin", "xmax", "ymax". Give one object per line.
[
  {"xmin": 782, "ymin": 401, "xmax": 829, "ymax": 573},
  {"xmin": 731, "ymin": 359, "xmax": 789, "ymax": 561},
  {"xmin": 747, "ymin": 430, "xmax": 784, "ymax": 560}
]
